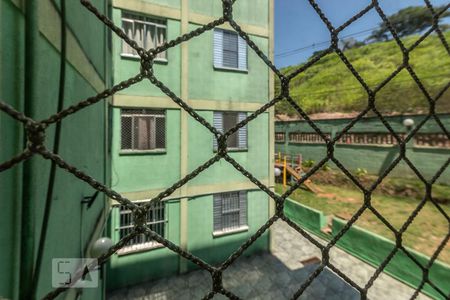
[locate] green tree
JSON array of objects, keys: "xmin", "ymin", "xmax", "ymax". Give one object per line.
[
  {"xmin": 340, "ymin": 38, "xmax": 365, "ymax": 50},
  {"xmin": 367, "ymin": 6, "xmax": 450, "ymax": 42}
]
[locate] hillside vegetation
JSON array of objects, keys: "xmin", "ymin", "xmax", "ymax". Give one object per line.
[{"xmin": 276, "ymin": 31, "xmax": 450, "ymax": 115}]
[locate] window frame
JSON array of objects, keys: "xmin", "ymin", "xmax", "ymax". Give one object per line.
[
  {"xmin": 121, "ymin": 12, "xmax": 168, "ymax": 62},
  {"xmin": 222, "ymin": 30, "xmax": 239, "ymax": 69},
  {"xmin": 213, "ymin": 191, "xmax": 249, "ymax": 237},
  {"xmin": 116, "ymin": 201, "xmax": 166, "ymax": 255},
  {"xmin": 120, "ymin": 108, "xmax": 167, "ymax": 154},
  {"xmin": 213, "ymin": 28, "xmax": 248, "ymax": 72},
  {"xmin": 213, "ymin": 111, "xmax": 248, "ymax": 152},
  {"xmin": 275, "ymin": 132, "xmax": 286, "ymax": 143}
]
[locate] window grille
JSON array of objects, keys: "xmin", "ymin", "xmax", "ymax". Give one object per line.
[
  {"xmin": 116, "ymin": 201, "xmax": 166, "ymax": 254},
  {"xmin": 213, "ymin": 191, "xmax": 247, "ymax": 233},
  {"xmin": 213, "ymin": 28, "xmax": 247, "ymax": 70},
  {"xmin": 122, "ymin": 12, "xmax": 167, "ymax": 60},
  {"xmin": 120, "ymin": 109, "xmax": 165, "ymax": 151},
  {"xmin": 275, "ymin": 132, "xmax": 285, "ymax": 142},
  {"xmin": 414, "ymin": 133, "xmax": 450, "ymax": 148},
  {"xmin": 336, "ymin": 132, "xmax": 399, "ymax": 145},
  {"xmin": 213, "ymin": 111, "xmax": 247, "ymax": 150},
  {"xmin": 289, "ymin": 132, "xmax": 330, "ymax": 144}
]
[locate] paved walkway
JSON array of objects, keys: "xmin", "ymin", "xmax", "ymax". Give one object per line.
[{"xmin": 107, "ymin": 220, "xmax": 430, "ymax": 300}]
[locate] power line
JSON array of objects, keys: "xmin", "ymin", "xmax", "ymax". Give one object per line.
[{"xmin": 275, "ymin": 27, "xmax": 378, "ymax": 58}]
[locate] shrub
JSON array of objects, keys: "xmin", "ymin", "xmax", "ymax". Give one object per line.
[
  {"xmin": 355, "ymin": 167, "xmax": 368, "ymax": 177},
  {"xmin": 321, "ymin": 163, "xmax": 331, "ymax": 172},
  {"xmin": 302, "ymin": 159, "xmax": 315, "ymax": 168}
]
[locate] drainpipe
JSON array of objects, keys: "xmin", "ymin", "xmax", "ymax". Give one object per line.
[{"xmin": 20, "ymin": 0, "xmax": 38, "ymax": 299}]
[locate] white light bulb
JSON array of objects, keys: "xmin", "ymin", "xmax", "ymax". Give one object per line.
[
  {"xmin": 403, "ymin": 118, "xmax": 415, "ymax": 128},
  {"xmin": 274, "ymin": 167, "xmax": 282, "ymax": 177},
  {"xmin": 91, "ymin": 237, "xmax": 113, "ymax": 258}
]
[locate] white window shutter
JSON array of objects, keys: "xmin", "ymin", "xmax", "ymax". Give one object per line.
[
  {"xmin": 213, "ymin": 112, "xmax": 223, "ymax": 150},
  {"xmin": 213, "ymin": 194, "xmax": 222, "ymax": 232},
  {"xmin": 238, "ymin": 112, "xmax": 247, "ymax": 149},
  {"xmin": 238, "ymin": 35, "xmax": 247, "ymax": 70},
  {"xmin": 213, "ymin": 29, "xmax": 223, "ymax": 68},
  {"xmin": 239, "ymin": 191, "xmax": 247, "ymax": 227}
]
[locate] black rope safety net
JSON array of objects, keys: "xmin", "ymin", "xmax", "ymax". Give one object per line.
[{"xmin": 1, "ymin": 0, "xmax": 449, "ymax": 299}]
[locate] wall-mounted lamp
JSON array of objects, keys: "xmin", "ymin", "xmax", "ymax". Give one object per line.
[
  {"xmin": 91, "ymin": 237, "xmax": 113, "ymax": 258},
  {"xmin": 274, "ymin": 167, "xmax": 282, "ymax": 177},
  {"xmin": 402, "ymin": 118, "xmax": 415, "ymax": 129}
]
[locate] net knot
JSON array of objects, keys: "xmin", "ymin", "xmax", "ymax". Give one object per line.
[
  {"xmin": 217, "ymin": 135, "xmax": 228, "ymax": 157},
  {"xmin": 140, "ymin": 54, "xmax": 154, "ymax": 77},
  {"xmin": 280, "ymin": 76, "xmax": 290, "ymax": 97},
  {"xmin": 133, "ymin": 206, "xmax": 148, "ymax": 230},
  {"xmin": 211, "ymin": 269, "xmax": 223, "ymax": 291},
  {"xmin": 26, "ymin": 122, "xmax": 46, "ymax": 152},
  {"xmin": 275, "ymin": 201, "xmax": 285, "ymax": 216},
  {"xmin": 222, "ymin": 0, "xmax": 234, "ymax": 21}
]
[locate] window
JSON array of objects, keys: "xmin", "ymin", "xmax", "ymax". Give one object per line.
[
  {"xmin": 117, "ymin": 201, "xmax": 165, "ymax": 254},
  {"xmin": 121, "ymin": 12, "xmax": 167, "ymax": 60},
  {"xmin": 213, "ymin": 191, "xmax": 248, "ymax": 234},
  {"xmin": 275, "ymin": 132, "xmax": 286, "ymax": 142},
  {"xmin": 213, "ymin": 29, "xmax": 247, "ymax": 70},
  {"xmin": 213, "ymin": 111, "xmax": 247, "ymax": 150},
  {"xmin": 121, "ymin": 109, "xmax": 165, "ymax": 152}
]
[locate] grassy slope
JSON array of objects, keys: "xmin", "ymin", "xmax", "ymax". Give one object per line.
[{"xmin": 276, "ymin": 31, "xmax": 450, "ymax": 114}]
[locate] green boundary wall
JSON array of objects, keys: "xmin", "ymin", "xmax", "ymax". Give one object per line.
[
  {"xmin": 283, "ymin": 198, "xmax": 450, "ymax": 300},
  {"xmin": 284, "ymin": 199, "xmax": 327, "ymax": 236},
  {"xmin": 275, "ymin": 114, "xmax": 450, "ymax": 183},
  {"xmin": 333, "ymin": 218, "xmax": 450, "ymax": 300}
]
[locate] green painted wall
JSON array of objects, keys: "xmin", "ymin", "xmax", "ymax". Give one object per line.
[
  {"xmin": 0, "ymin": 0, "xmax": 109, "ymax": 299},
  {"xmin": 107, "ymin": 200, "xmax": 181, "ymax": 290},
  {"xmin": 111, "ymin": 109, "xmax": 270, "ymax": 192},
  {"xmin": 141, "ymin": 0, "xmax": 180, "ymax": 9},
  {"xmin": 188, "ymin": 111, "xmax": 269, "ymax": 186},
  {"xmin": 0, "ymin": 1, "xmax": 25, "ymax": 298},
  {"xmin": 33, "ymin": 39, "xmax": 108, "ymax": 300},
  {"xmin": 54, "ymin": 0, "xmax": 108, "ymax": 81},
  {"xmin": 187, "ymin": 191, "xmax": 270, "ymax": 269},
  {"xmin": 189, "ymin": 0, "xmax": 269, "ymax": 28},
  {"xmin": 111, "ymin": 108, "xmax": 181, "ymax": 193},
  {"xmin": 112, "ymin": 8, "xmax": 182, "ymax": 96},
  {"xmin": 188, "ymin": 24, "xmax": 269, "ymax": 102},
  {"xmin": 275, "ymin": 114, "xmax": 450, "ymax": 183},
  {"xmin": 284, "ymin": 199, "xmax": 327, "ymax": 236}
]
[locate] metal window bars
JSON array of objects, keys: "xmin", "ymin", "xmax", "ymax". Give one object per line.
[
  {"xmin": 275, "ymin": 132, "xmax": 286, "ymax": 142},
  {"xmin": 219, "ymin": 191, "xmax": 243, "ymax": 232},
  {"xmin": 117, "ymin": 201, "xmax": 166, "ymax": 254},
  {"xmin": 120, "ymin": 109, "xmax": 166, "ymax": 151},
  {"xmin": 0, "ymin": 0, "xmax": 449, "ymax": 299}
]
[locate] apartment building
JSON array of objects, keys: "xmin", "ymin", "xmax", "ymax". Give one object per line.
[{"xmin": 107, "ymin": 0, "xmax": 274, "ymax": 289}]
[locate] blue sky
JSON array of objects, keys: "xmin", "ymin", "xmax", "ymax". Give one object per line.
[{"xmin": 275, "ymin": 0, "xmax": 449, "ymax": 67}]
